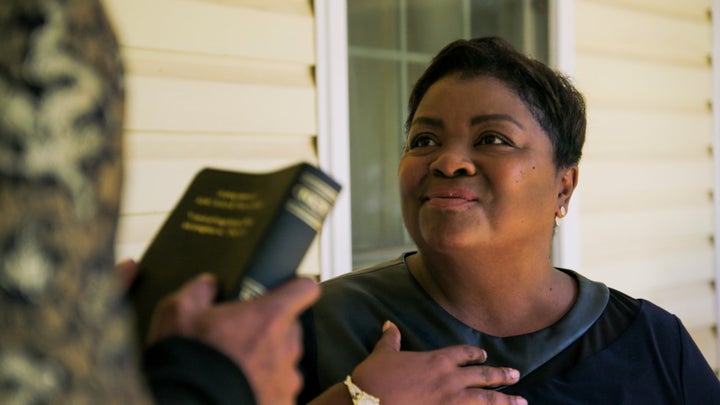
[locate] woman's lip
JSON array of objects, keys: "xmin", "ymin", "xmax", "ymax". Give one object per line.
[
  {"xmin": 424, "ymin": 188, "xmax": 479, "ymax": 201},
  {"xmin": 422, "ymin": 188, "xmax": 479, "ymax": 208},
  {"xmin": 424, "ymin": 197, "xmax": 476, "ymax": 209}
]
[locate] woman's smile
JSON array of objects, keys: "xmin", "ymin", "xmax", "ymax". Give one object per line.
[{"xmin": 422, "ymin": 187, "xmax": 479, "ymax": 209}]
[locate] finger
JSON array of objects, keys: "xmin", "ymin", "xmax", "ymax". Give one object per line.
[
  {"xmin": 439, "ymin": 344, "xmax": 488, "ymax": 366},
  {"xmin": 262, "ymin": 277, "xmax": 320, "ymax": 318},
  {"xmin": 371, "ymin": 320, "xmax": 402, "ymax": 353},
  {"xmin": 114, "ymin": 258, "xmax": 138, "ymax": 292},
  {"xmin": 178, "ymin": 272, "xmax": 218, "ymax": 308},
  {"xmin": 286, "ymin": 319, "xmax": 304, "ymax": 362},
  {"xmin": 470, "ymin": 388, "xmax": 528, "ymax": 405},
  {"xmin": 464, "ymin": 365, "xmax": 521, "ymax": 388},
  {"xmin": 289, "ymin": 366, "xmax": 305, "ymax": 400}
]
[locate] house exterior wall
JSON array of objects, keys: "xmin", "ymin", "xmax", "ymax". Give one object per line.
[
  {"xmin": 103, "ymin": 0, "xmax": 324, "ymax": 277},
  {"xmin": 573, "ymin": 0, "xmax": 717, "ymax": 370}
]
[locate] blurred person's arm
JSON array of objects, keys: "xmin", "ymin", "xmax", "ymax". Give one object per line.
[{"xmin": 118, "ymin": 259, "xmax": 319, "ymax": 405}]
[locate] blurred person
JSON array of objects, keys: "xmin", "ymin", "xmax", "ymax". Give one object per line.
[{"xmin": 0, "ymin": 1, "xmax": 318, "ymax": 404}]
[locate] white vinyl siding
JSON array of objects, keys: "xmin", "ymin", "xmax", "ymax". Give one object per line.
[
  {"xmin": 573, "ymin": 0, "xmax": 717, "ymax": 370},
  {"xmin": 103, "ymin": 0, "xmax": 324, "ymax": 277}
]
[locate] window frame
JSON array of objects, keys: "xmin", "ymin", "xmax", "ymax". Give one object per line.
[{"xmin": 315, "ymin": 0, "xmax": 353, "ymax": 279}]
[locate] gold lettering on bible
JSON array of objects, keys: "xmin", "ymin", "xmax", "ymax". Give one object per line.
[
  {"xmin": 181, "ymin": 211, "xmax": 255, "ymax": 237},
  {"xmin": 194, "ymin": 190, "xmax": 264, "ymax": 211}
]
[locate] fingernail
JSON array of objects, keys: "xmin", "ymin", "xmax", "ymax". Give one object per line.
[
  {"xmin": 509, "ymin": 368, "xmax": 520, "ymax": 380},
  {"xmin": 192, "ymin": 273, "xmax": 217, "ymax": 292},
  {"xmin": 196, "ymin": 273, "xmax": 215, "ymax": 283},
  {"xmin": 382, "ymin": 320, "xmax": 393, "ymax": 332}
]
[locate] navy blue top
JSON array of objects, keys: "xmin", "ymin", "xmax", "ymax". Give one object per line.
[{"xmin": 300, "ymin": 253, "xmax": 720, "ymax": 404}]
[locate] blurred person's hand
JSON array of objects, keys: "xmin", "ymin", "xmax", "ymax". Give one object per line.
[{"xmin": 118, "ymin": 258, "xmax": 320, "ymax": 405}]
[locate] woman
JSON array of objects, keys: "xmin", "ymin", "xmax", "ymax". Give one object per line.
[{"xmin": 300, "ymin": 37, "xmax": 720, "ymax": 404}]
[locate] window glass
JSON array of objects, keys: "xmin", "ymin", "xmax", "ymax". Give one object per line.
[
  {"xmin": 348, "ymin": 0, "xmax": 549, "ymax": 267},
  {"xmin": 406, "ymin": 0, "xmax": 465, "ymax": 53},
  {"xmin": 348, "ymin": 58, "xmax": 405, "ymax": 257},
  {"xmin": 347, "ymin": 0, "xmax": 399, "ymax": 49}
]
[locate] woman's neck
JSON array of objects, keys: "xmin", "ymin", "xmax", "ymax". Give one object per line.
[{"xmin": 406, "ymin": 249, "xmax": 577, "ymax": 337}]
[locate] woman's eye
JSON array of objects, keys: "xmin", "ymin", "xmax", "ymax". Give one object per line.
[
  {"xmin": 477, "ymin": 134, "xmax": 509, "ymax": 146},
  {"xmin": 408, "ymin": 135, "xmax": 438, "ymax": 149}
]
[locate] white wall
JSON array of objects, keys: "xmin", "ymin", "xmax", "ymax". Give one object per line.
[
  {"xmin": 103, "ymin": 0, "xmax": 325, "ymax": 277},
  {"xmin": 573, "ymin": 0, "xmax": 717, "ymax": 369}
]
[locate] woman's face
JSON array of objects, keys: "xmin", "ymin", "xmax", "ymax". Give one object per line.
[{"xmin": 399, "ymin": 73, "xmax": 574, "ymax": 253}]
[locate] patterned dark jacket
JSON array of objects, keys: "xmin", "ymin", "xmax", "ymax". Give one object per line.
[{"xmin": 0, "ymin": 0, "xmax": 151, "ymax": 402}]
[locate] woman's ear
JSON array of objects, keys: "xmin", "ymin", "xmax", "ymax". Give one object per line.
[{"xmin": 557, "ymin": 166, "xmax": 579, "ymax": 210}]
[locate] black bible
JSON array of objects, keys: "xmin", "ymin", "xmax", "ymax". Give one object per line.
[{"xmin": 129, "ymin": 162, "xmax": 341, "ymax": 343}]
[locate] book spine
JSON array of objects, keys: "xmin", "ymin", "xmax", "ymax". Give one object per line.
[{"xmin": 237, "ymin": 167, "xmax": 340, "ymax": 300}]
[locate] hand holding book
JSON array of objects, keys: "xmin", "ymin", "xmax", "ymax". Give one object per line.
[{"xmin": 128, "ymin": 162, "xmax": 340, "ymax": 344}]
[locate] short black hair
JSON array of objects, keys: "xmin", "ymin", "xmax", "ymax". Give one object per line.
[{"xmin": 405, "ymin": 36, "xmax": 586, "ymax": 169}]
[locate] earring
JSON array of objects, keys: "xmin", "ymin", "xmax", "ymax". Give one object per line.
[{"xmin": 555, "ymin": 206, "xmax": 567, "ymax": 227}]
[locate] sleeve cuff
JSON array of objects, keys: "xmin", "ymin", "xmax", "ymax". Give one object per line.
[{"xmin": 143, "ymin": 336, "xmax": 256, "ymax": 405}]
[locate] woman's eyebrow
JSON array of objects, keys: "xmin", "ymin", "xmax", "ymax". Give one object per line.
[
  {"xmin": 411, "ymin": 114, "xmax": 524, "ymax": 130},
  {"xmin": 470, "ymin": 114, "xmax": 524, "ymax": 129},
  {"xmin": 410, "ymin": 116, "xmax": 443, "ymax": 128}
]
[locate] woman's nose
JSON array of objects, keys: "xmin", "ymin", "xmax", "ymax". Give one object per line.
[{"xmin": 430, "ymin": 147, "xmax": 477, "ymax": 178}]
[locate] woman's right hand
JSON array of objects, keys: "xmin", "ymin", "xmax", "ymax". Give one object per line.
[{"xmin": 351, "ymin": 321, "xmax": 527, "ymax": 405}]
